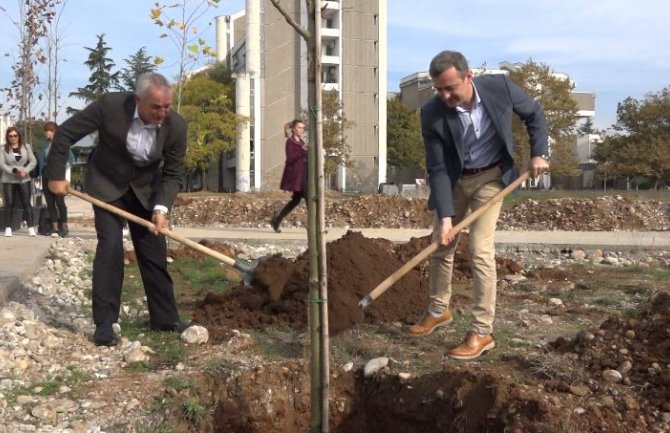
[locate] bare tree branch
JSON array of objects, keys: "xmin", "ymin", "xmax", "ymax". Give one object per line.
[{"xmin": 268, "ymin": 0, "xmax": 310, "ymax": 41}]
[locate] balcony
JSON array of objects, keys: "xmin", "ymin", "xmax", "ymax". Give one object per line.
[{"xmin": 321, "ymin": 54, "xmax": 340, "ymax": 65}]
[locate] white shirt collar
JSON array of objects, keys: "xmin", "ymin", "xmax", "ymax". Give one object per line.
[
  {"xmin": 456, "ymin": 83, "xmax": 481, "ymax": 113},
  {"xmin": 133, "ymin": 106, "xmax": 160, "ymax": 129}
]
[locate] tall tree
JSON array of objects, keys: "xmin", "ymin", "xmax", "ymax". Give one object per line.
[
  {"xmin": 508, "ymin": 60, "xmax": 580, "ymax": 177},
  {"xmin": 44, "ymin": 0, "xmax": 68, "ymax": 120},
  {"xmin": 386, "ymin": 98, "xmax": 424, "ymax": 169},
  {"xmin": 150, "ymin": 0, "xmax": 220, "ymax": 113},
  {"xmin": 595, "ymin": 87, "xmax": 670, "ymax": 188},
  {"xmin": 68, "ymin": 34, "xmax": 119, "ymax": 113},
  {"xmin": 0, "ymin": 0, "xmax": 60, "ymax": 135},
  {"xmin": 179, "ymin": 74, "xmax": 240, "ymax": 190},
  {"xmin": 118, "ymin": 47, "xmax": 157, "ymax": 92},
  {"xmin": 269, "ymin": 2, "xmax": 329, "ymax": 431}
]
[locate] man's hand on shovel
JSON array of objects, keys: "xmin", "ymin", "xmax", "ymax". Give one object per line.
[
  {"xmin": 66, "ymin": 187, "xmax": 261, "ymax": 287},
  {"xmin": 48, "ymin": 179, "xmax": 70, "ymax": 196},
  {"xmin": 151, "ymin": 211, "xmax": 169, "ymax": 235},
  {"xmin": 358, "ymin": 170, "xmax": 533, "ymax": 309}
]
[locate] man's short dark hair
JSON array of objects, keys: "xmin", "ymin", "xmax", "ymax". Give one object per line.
[{"xmin": 429, "ymin": 50, "xmax": 469, "ymax": 79}]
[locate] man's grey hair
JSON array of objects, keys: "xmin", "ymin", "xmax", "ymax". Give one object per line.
[
  {"xmin": 135, "ymin": 73, "xmax": 172, "ymax": 98},
  {"xmin": 429, "ymin": 50, "xmax": 469, "ymax": 79}
]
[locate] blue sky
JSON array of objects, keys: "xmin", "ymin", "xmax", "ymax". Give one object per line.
[{"xmin": 1, "ymin": 0, "xmax": 669, "ymax": 130}]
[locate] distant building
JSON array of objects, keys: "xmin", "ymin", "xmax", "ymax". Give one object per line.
[
  {"xmin": 216, "ymin": 0, "xmax": 387, "ymax": 193},
  {"xmin": 0, "ymin": 112, "xmax": 12, "ymax": 144}
]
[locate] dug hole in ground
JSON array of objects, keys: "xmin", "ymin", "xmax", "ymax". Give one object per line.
[{"xmin": 169, "ymin": 226, "xmax": 670, "ymax": 433}]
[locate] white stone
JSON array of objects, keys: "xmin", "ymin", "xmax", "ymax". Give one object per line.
[
  {"xmin": 602, "ymin": 369, "xmax": 623, "ymax": 383},
  {"xmin": 180, "ymin": 325, "xmax": 209, "ymax": 344},
  {"xmin": 363, "ymin": 357, "xmax": 389, "ymax": 377}
]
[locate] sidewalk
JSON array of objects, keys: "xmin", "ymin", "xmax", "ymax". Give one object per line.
[{"xmin": 2, "ymin": 195, "xmax": 669, "ymax": 306}]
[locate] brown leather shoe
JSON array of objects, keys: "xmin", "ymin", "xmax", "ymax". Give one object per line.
[
  {"xmin": 447, "ymin": 332, "xmax": 495, "ymax": 360},
  {"xmin": 408, "ymin": 310, "xmax": 453, "ymax": 336}
]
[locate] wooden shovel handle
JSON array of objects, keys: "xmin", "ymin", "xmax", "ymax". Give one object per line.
[
  {"xmin": 67, "ymin": 188, "xmax": 238, "ymax": 268},
  {"xmin": 361, "ymin": 170, "xmax": 530, "ymax": 306}
]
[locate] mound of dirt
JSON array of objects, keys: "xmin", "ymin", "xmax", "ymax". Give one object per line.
[
  {"xmin": 172, "ymin": 193, "xmax": 670, "ymax": 231},
  {"xmin": 191, "ymin": 231, "xmax": 524, "ymax": 340},
  {"xmin": 552, "ymin": 292, "xmax": 670, "ymax": 415},
  {"xmin": 499, "ymin": 196, "xmax": 670, "ymax": 231}
]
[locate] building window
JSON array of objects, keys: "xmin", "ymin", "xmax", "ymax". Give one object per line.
[
  {"xmin": 373, "ymin": 67, "xmax": 377, "ymax": 78},
  {"xmin": 373, "ymin": 14, "xmax": 378, "ymax": 25}
]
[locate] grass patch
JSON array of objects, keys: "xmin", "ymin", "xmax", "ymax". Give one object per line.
[
  {"xmin": 171, "ymin": 256, "xmax": 237, "ymax": 295},
  {"xmin": 163, "ymin": 376, "xmax": 198, "ymax": 391},
  {"xmin": 181, "ymin": 397, "xmax": 206, "ymax": 424},
  {"xmin": 121, "ymin": 318, "xmax": 188, "ymax": 368},
  {"xmin": 2, "ymin": 365, "xmax": 93, "ymax": 403}
]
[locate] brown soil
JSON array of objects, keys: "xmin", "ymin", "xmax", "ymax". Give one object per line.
[
  {"xmin": 190, "ymin": 231, "xmax": 524, "ymax": 339},
  {"xmin": 169, "ymin": 229, "xmax": 670, "ymax": 433},
  {"xmin": 98, "ymin": 192, "xmax": 670, "ymax": 432}
]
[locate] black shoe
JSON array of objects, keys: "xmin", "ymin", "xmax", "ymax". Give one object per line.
[
  {"xmin": 270, "ymin": 216, "xmax": 281, "ymax": 233},
  {"xmin": 93, "ymin": 323, "xmax": 119, "ymax": 347},
  {"xmin": 58, "ymin": 222, "xmax": 69, "ymax": 237},
  {"xmin": 150, "ymin": 321, "xmax": 190, "ymax": 333}
]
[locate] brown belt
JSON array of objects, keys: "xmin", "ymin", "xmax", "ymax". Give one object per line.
[{"xmin": 461, "ymin": 161, "xmax": 501, "ymax": 176}]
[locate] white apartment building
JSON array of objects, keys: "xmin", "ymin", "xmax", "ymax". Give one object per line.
[{"xmin": 215, "ymin": 0, "xmax": 387, "ymax": 193}]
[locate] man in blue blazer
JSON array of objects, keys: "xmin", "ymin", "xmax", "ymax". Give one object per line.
[
  {"xmin": 46, "ymin": 73, "xmax": 188, "ymax": 346},
  {"xmin": 409, "ymin": 50, "xmax": 550, "ymax": 360}
]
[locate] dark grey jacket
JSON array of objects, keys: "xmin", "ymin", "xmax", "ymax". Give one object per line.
[
  {"xmin": 46, "ymin": 92, "xmax": 187, "ymax": 211},
  {"xmin": 420, "ymin": 74, "xmax": 548, "ymax": 218}
]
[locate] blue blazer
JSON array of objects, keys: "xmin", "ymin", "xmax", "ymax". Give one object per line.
[{"xmin": 420, "ymin": 74, "xmax": 549, "ymax": 218}]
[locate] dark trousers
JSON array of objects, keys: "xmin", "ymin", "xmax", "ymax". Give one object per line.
[
  {"xmin": 43, "ymin": 178, "xmax": 68, "ymax": 224},
  {"xmin": 91, "ymin": 189, "xmax": 180, "ymax": 326},
  {"xmin": 275, "ymin": 190, "xmax": 306, "ymax": 223},
  {"xmin": 2, "ymin": 182, "xmax": 33, "ymax": 227}
]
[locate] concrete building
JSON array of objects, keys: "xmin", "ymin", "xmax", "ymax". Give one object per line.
[
  {"xmin": 216, "ymin": 0, "xmax": 387, "ymax": 193},
  {"xmin": 0, "ymin": 112, "xmax": 12, "ymax": 145}
]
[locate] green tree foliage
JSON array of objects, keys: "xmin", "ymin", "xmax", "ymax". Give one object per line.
[
  {"xmin": 118, "ymin": 47, "xmax": 157, "ymax": 92},
  {"xmin": 179, "ymin": 71, "xmax": 240, "ymax": 190},
  {"xmin": 578, "ymin": 117, "xmax": 597, "ymax": 135},
  {"xmin": 319, "ymin": 90, "xmax": 355, "ymax": 177},
  {"xmin": 594, "ymin": 87, "xmax": 670, "ymax": 188},
  {"xmin": 68, "ymin": 34, "xmax": 119, "ymax": 113},
  {"xmin": 508, "ymin": 60, "xmax": 579, "ymax": 177},
  {"xmin": 386, "ymin": 98, "xmax": 424, "ymax": 169},
  {"xmin": 150, "ymin": 0, "xmax": 220, "ymax": 113}
]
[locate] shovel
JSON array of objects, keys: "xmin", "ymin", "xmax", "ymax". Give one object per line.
[
  {"xmin": 67, "ymin": 188, "xmax": 259, "ymax": 286},
  {"xmin": 358, "ymin": 170, "xmax": 531, "ymax": 308}
]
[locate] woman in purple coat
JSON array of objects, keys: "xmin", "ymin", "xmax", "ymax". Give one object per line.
[{"xmin": 271, "ymin": 119, "xmax": 307, "ymax": 232}]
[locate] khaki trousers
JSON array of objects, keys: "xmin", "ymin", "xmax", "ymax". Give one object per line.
[{"xmin": 429, "ymin": 166, "xmax": 504, "ymax": 335}]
